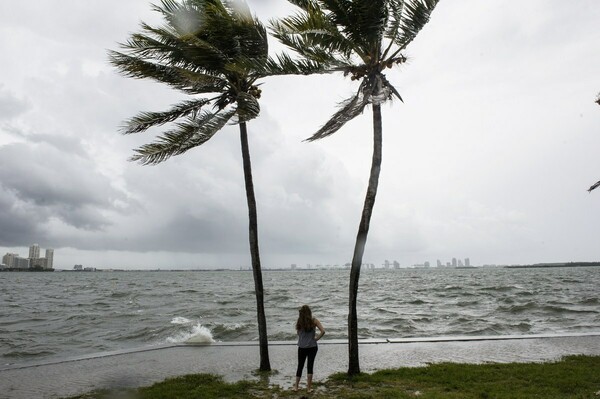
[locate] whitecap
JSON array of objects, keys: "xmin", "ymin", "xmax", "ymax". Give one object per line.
[
  {"xmin": 171, "ymin": 316, "xmax": 192, "ymax": 325},
  {"xmin": 166, "ymin": 322, "xmax": 215, "ymax": 344}
]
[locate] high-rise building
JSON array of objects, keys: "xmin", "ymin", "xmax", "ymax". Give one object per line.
[
  {"xmin": 465, "ymin": 258, "xmax": 471, "ymax": 267},
  {"xmin": 29, "ymin": 244, "xmax": 40, "ymax": 259},
  {"xmin": 2, "ymin": 253, "xmax": 18, "ymax": 268},
  {"xmin": 45, "ymin": 249, "xmax": 54, "ymax": 269},
  {"xmin": 14, "ymin": 257, "xmax": 30, "ymax": 269},
  {"xmin": 4, "ymin": 254, "xmax": 30, "ymax": 269},
  {"xmin": 30, "ymin": 257, "xmax": 47, "ymax": 269},
  {"xmin": 436, "ymin": 259, "xmax": 442, "ymax": 267},
  {"xmin": 452, "ymin": 257, "xmax": 457, "ymax": 268}
]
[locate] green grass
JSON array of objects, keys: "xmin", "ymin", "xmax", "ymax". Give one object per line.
[{"xmin": 68, "ymin": 355, "xmax": 600, "ymax": 399}]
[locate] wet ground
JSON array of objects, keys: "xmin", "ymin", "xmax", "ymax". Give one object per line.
[{"xmin": 1, "ymin": 333, "xmax": 599, "ymax": 399}]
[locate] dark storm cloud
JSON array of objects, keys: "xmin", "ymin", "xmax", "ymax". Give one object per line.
[
  {"xmin": 0, "ymin": 189, "xmax": 43, "ymax": 246},
  {"xmin": 138, "ymin": 211, "xmax": 248, "ymax": 253},
  {"xmin": 0, "ymin": 137, "xmax": 129, "ymax": 246}
]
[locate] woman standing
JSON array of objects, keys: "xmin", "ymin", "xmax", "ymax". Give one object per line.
[{"xmin": 294, "ymin": 305, "xmax": 325, "ymax": 392}]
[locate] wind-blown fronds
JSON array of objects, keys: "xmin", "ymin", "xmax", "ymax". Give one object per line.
[
  {"xmin": 271, "ymin": 0, "xmax": 439, "ymax": 141},
  {"xmin": 270, "ymin": 9, "xmax": 355, "ymax": 64},
  {"xmin": 306, "ymin": 74, "xmax": 397, "ymax": 140},
  {"xmin": 108, "ymin": 51, "xmax": 228, "ymax": 94},
  {"xmin": 391, "ymin": 0, "xmax": 439, "ymax": 51},
  {"xmin": 287, "ymin": 0, "xmax": 320, "ymax": 12},
  {"xmin": 306, "ymin": 90, "xmax": 369, "ymax": 141},
  {"xmin": 129, "ymin": 108, "xmax": 236, "ymax": 165},
  {"xmin": 110, "ymin": 0, "xmax": 268, "ymax": 163},
  {"xmin": 122, "ymin": 98, "xmax": 213, "ymax": 134},
  {"xmin": 229, "ymin": 52, "xmax": 328, "ymax": 76}
]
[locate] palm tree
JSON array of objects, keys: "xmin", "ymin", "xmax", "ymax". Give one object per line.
[
  {"xmin": 271, "ymin": 0, "xmax": 439, "ymax": 375},
  {"xmin": 109, "ymin": 0, "xmax": 271, "ymax": 371}
]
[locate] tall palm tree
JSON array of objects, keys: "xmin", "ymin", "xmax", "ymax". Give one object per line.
[
  {"xmin": 109, "ymin": 0, "xmax": 271, "ymax": 371},
  {"xmin": 271, "ymin": 0, "xmax": 439, "ymax": 375}
]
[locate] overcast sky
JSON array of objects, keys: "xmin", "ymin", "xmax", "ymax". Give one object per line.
[{"xmin": 0, "ymin": 0, "xmax": 599, "ymax": 269}]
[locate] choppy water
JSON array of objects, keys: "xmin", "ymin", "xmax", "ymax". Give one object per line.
[{"xmin": 1, "ymin": 267, "xmax": 599, "ymax": 366}]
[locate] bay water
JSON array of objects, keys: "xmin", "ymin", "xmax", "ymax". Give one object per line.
[{"xmin": 1, "ymin": 266, "xmax": 599, "ymax": 366}]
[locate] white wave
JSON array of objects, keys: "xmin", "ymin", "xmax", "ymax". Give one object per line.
[
  {"xmin": 221, "ymin": 322, "xmax": 245, "ymax": 331},
  {"xmin": 166, "ymin": 322, "xmax": 215, "ymax": 344},
  {"xmin": 171, "ymin": 316, "xmax": 192, "ymax": 325}
]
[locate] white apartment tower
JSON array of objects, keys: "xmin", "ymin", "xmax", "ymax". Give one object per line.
[
  {"xmin": 29, "ymin": 244, "xmax": 40, "ymax": 259},
  {"xmin": 2, "ymin": 253, "xmax": 29, "ymax": 269},
  {"xmin": 2, "ymin": 253, "xmax": 18, "ymax": 268},
  {"xmin": 45, "ymin": 249, "xmax": 54, "ymax": 269}
]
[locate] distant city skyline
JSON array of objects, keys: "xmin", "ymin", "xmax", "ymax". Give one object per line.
[{"xmin": 1, "ymin": 243, "xmax": 54, "ymax": 270}]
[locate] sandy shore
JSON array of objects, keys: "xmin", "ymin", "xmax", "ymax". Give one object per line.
[{"xmin": 1, "ymin": 333, "xmax": 599, "ymax": 399}]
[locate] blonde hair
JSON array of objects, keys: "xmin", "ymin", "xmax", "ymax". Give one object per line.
[{"xmin": 296, "ymin": 305, "xmax": 315, "ymax": 332}]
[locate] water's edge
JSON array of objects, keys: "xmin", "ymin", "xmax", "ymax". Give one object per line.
[{"xmin": 3, "ymin": 332, "xmax": 599, "ymax": 372}]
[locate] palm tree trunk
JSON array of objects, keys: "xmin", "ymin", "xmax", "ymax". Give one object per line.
[
  {"xmin": 239, "ymin": 122, "xmax": 271, "ymax": 371},
  {"xmin": 348, "ymin": 103, "xmax": 383, "ymax": 376}
]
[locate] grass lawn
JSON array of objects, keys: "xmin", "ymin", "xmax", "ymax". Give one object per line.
[{"xmin": 69, "ymin": 355, "xmax": 600, "ymax": 398}]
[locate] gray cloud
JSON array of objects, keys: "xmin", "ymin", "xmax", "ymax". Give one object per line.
[
  {"xmin": 0, "ymin": 137, "xmax": 129, "ymax": 246},
  {"xmin": 0, "ymin": 189, "xmax": 43, "ymax": 246},
  {"xmin": 0, "ymin": 86, "xmax": 30, "ymax": 120}
]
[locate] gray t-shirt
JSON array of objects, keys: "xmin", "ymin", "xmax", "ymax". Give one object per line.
[{"xmin": 297, "ymin": 327, "xmax": 317, "ymax": 348}]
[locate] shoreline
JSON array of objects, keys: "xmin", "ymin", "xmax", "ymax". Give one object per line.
[
  {"xmin": 4, "ymin": 331, "xmax": 600, "ymax": 372},
  {"xmin": 2, "ymin": 333, "xmax": 600, "ymax": 398},
  {"xmin": 4, "ymin": 263, "xmax": 599, "ymax": 273}
]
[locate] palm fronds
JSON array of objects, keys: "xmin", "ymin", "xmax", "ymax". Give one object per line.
[
  {"xmin": 271, "ymin": 0, "xmax": 439, "ymax": 141},
  {"xmin": 306, "ymin": 73, "xmax": 398, "ymax": 141},
  {"xmin": 110, "ymin": 0, "xmax": 268, "ymax": 164},
  {"xmin": 122, "ymin": 98, "xmax": 213, "ymax": 134},
  {"xmin": 129, "ymin": 108, "xmax": 236, "ymax": 165},
  {"xmin": 270, "ymin": 7, "xmax": 355, "ymax": 64},
  {"xmin": 390, "ymin": 0, "xmax": 439, "ymax": 51},
  {"xmin": 305, "ymin": 89, "xmax": 369, "ymax": 141},
  {"xmin": 108, "ymin": 51, "xmax": 227, "ymax": 93},
  {"xmin": 229, "ymin": 52, "xmax": 328, "ymax": 76}
]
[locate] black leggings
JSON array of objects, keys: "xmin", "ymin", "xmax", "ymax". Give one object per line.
[{"xmin": 296, "ymin": 346, "xmax": 318, "ymax": 377}]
